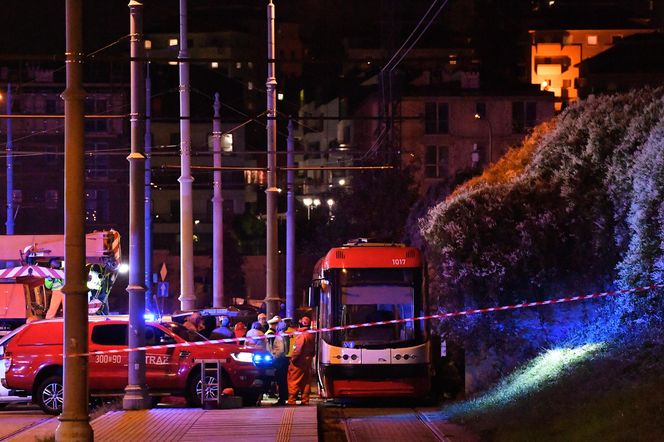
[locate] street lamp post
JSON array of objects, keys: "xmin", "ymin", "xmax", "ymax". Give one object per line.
[
  {"xmin": 326, "ymin": 198, "xmax": 335, "ymax": 221},
  {"xmin": 123, "ymin": 0, "xmax": 150, "ymax": 410},
  {"xmin": 264, "ymin": 0, "xmax": 280, "ymax": 318},
  {"xmin": 474, "ymin": 113, "xmax": 493, "ymax": 164},
  {"xmin": 303, "ymin": 197, "xmax": 313, "ymax": 220},
  {"xmin": 5, "ymin": 83, "xmax": 14, "ymax": 235}
]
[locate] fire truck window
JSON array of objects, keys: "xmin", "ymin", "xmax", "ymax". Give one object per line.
[
  {"xmin": 91, "ymin": 324, "xmax": 128, "ymax": 346},
  {"xmin": 144, "ymin": 326, "xmax": 167, "ymax": 346}
]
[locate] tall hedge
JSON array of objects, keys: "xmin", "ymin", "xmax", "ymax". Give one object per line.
[{"xmin": 418, "ymin": 88, "xmax": 664, "ymax": 385}]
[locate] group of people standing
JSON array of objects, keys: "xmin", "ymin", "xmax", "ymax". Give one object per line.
[
  {"xmin": 254, "ymin": 314, "xmax": 315, "ymax": 406},
  {"xmin": 199, "ymin": 312, "xmax": 315, "ymax": 406}
]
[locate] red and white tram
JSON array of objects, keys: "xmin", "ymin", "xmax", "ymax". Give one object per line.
[{"xmin": 309, "ymin": 240, "xmax": 431, "ymax": 399}]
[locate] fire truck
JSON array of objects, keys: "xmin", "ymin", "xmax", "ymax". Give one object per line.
[{"xmin": 0, "ymin": 230, "xmax": 122, "ymax": 336}]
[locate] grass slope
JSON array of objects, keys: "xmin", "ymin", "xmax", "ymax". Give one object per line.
[{"xmin": 440, "ymin": 338, "xmax": 664, "ymax": 441}]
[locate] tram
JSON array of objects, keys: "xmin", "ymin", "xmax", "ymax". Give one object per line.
[{"xmin": 308, "ymin": 240, "xmax": 431, "ymax": 399}]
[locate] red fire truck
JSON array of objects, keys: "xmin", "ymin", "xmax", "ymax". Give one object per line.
[{"xmin": 0, "ymin": 230, "xmax": 122, "ymax": 335}]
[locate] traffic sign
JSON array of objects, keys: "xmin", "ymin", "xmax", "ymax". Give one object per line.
[
  {"xmin": 157, "ymin": 281, "xmax": 169, "ymax": 298},
  {"xmin": 159, "ymin": 262, "xmax": 168, "ymax": 281}
]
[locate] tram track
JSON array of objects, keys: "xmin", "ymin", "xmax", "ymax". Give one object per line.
[{"xmin": 340, "ymin": 406, "xmax": 450, "ymax": 442}]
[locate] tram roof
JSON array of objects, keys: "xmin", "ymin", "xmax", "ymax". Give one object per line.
[{"xmin": 317, "ymin": 243, "xmax": 422, "ymax": 271}]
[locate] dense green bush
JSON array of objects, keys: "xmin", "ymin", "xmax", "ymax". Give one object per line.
[{"xmin": 417, "ymin": 88, "xmax": 664, "ymax": 382}]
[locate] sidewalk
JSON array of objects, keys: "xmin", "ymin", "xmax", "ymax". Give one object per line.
[{"xmin": 10, "ymin": 404, "xmax": 318, "ymax": 442}]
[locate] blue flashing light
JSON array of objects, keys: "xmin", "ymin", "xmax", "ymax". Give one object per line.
[
  {"xmin": 252, "ymin": 353, "xmax": 273, "ymax": 366},
  {"xmin": 144, "ymin": 313, "xmax": 156, "ymax": 322}
]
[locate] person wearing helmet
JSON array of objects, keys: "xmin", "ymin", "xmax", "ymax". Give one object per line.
[
  {"xmin": 266, "ymin": 316, "xmax": 288, "ymax": 405},
  {"xmin": 210, "ymin": 316, "xmax": 234, "ymax": 341},
  {"xmin": 287, "ymin": 316, "xmax": 315, "ymax": 405}
]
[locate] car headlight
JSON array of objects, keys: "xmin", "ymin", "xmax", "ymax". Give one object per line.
[{"xmin": 231, "ymin": 352, "xmax": 255, "ymax": 363}]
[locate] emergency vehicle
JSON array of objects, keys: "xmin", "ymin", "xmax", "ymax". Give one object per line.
[
  {"xmin": 1, "ymin": 316, "xmax": 273, "ymax": 414},
  {"xmin": 0, "ymin": 230, "xmax": 122, "ymax": 336}
]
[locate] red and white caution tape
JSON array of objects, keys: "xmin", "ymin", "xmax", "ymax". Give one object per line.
[{"xmin": 29, "ymin": 283, "xmax": 664, "ymax": 359}]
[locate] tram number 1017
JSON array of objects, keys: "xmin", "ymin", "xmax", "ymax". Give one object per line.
[{"xmin": 391, "ymin": 258, "xmax": 406, "ymax": 266}]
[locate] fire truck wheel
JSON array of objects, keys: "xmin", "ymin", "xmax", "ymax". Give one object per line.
[
  {"xmin": 36, "ymin": 375, "xmax": 64, "ymax": 415},
  {"xmin": 186, "ymin": 369, "xmax": 229, "ymax": 408}
]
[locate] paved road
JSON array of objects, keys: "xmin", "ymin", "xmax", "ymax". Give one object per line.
[{"xmin": 0, "ymin": 404, "xmax": 53, "ymax": 441}]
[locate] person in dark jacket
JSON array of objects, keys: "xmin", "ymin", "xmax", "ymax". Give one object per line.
[{"xmin": 210, "ymin": 316, "xmax": 234, "ymax": 341}]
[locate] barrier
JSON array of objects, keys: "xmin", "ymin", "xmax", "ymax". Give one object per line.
[{"xmin": 19, "ymin": 283, "xmax": 664, "ymax": 359}]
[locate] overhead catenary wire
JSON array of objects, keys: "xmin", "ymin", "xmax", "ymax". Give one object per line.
[{"xmin": 369, "ymin": 0, "xmax": 449, "ymax": 161}]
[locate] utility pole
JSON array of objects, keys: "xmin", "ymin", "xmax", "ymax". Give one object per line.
[
  {"xmin": 178, "ymin": 0, "xmax": 196, "ymax": 311},
  {"xmin": 123, "ymin": 0, "xmax": 150, "ymax": 410},
  {"xmin": 264, "ymin": 0, "xmax": 280, "ymax": 318},
  {"xmin": 55, "ymin": 0, "xmax": 93, "ymax": 440},
  {"xmin": 212, "ymin": 93, "xmax": 224, "ymax": 308},
  {"xmin": 145, "ymin": 62, "xmax": 153, "ymax": 313},
  {"xmin": 5, "ymin": 82, "xmax": 13, "ymax": 235},
  {"xmin": 286, "ymin": 119, "xmax": 295, "ymax": 319}
]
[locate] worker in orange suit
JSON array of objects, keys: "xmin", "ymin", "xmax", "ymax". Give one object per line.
[{"xmin": 287, "ymin": 316, "xmax": 316, "ymax": 405}]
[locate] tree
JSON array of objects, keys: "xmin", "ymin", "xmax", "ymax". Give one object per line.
[{"xmin": 299, "ymin": 165, "xmax": 419, "ymax": 256}]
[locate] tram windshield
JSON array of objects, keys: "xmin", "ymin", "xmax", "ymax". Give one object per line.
[{"xmin": 333, "ymin": 268, "xmax": 420, "ymax": 349}]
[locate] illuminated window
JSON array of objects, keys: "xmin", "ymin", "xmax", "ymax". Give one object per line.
[
  {"xmin": 247, "ymin": 82, "xmax": 253, "ymax": 90},
  {"xmin": 144, "ymin": 40, "xmax": 152, "ymax": 50},
  {"xmin": 587, "ymin": 35, "xmax": 598, "ymax": 45},
  {"xmin": 168, "ymin": 38, "xmax": 178, "ymax": 47},
  {"xmin": 210, "ymin": 62, "xmax": 219, "ymax": 69},
  {"xmin": 236, "ymin": 62, "xmax": 242, "ymax": 69}
]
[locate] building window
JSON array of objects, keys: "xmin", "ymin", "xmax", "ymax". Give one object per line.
[
  {"xmin": 84, "ymin": 98, "xmax": 108, "ymax": 132},
  {"xmin": 45, "ymin": 99, "xmax": 57, "ymax": 114},
  {"xmin": 587, "ymin": 35, "xmax": 598, "ymax": 45},
  {"xmin": 512, "ymin": 102, "xmax": 537, "ymax": 133},
  {"xmin": 12, "ymin": 189, "xmax": 22, "ymax": 204},
  {"xmin": 425, "ymin": 102, "xmax": 449, "ymax": 134},
  {"xmin": 168, "ymin": 38, "xmax": 178, "ymax": 47},
  {"xmin": 425, "ymin": 145, "xmax": 449, "ymax": 178},
  {"xmin": 86, "ymin": 142, "xmax": 110, "ymax": 179},
  {"xmin": 471, "ymin": 143, "xmax": 486, "ymax": 168},
  {"xmin": 562, "ymin": 79, "xmax": 572, "ymax": 88},
  {"xmin": 45, "ymin": 190, "xmax": 59, "ymax": 210},
  {"xmin": 84, "ymin": 188, "xmax": 108, "ymax": 224}
]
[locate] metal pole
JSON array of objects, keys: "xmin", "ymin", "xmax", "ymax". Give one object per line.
[
  {"xmin": 5, "ymin": 82, "xmax": 14, "ymax": 235},
  {"xmin": 178, "ymin": 0, "xmax": 196, "ymax": 311},
  {"xmin": 285, "ymin": 119, "xmax": 295, "ymax": 319},
  {"xmin": 123, "ymin": 0, "xmax": 150, "ymax": 410},
  {"xmin": 144, "ymin": 62, "xmax": 153, "ymax": 313},
  {"xmin": 488, "ymin": 119, "xmax": 493, "ymax": 164},
  {"xmin": 55, "ymin": 0, "xmax": 93, "ymax": 440},
  {"xmin": 212, "ymin": 93, "xmax": 224, "ymax": 308},
  {"xmin": 264, "ymin": 0, "xmax": 280, "ymax": 318}
]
